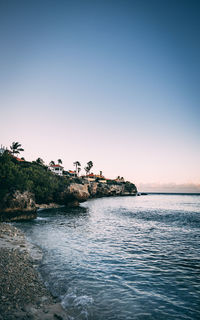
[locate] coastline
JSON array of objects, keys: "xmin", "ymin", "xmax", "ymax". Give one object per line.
[
  {"xmin": 0, "ymin": 223, "xmax": 69, "ymax": 320},
  {"xmin": 36, "ymin": 203, "xmax": 65, "ymax": 210}
]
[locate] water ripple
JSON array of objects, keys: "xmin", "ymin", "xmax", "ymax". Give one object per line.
[{"xmin": 17, "ymin": 194, "xmax": 200, "ymax": 320}]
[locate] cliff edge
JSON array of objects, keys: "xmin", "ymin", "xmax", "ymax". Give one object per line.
[{"xmin": 0, "ymin": 152, "xmax": 137, "ymax": 221}]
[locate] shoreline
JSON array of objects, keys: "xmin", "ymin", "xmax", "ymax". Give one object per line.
[
  {"xmin": 36, "ymin": 203, "xmax": 65, "ymax": 211},
  {"xmin": 0, "ymin": 223, "xmax": 69, "ymax": 320}
]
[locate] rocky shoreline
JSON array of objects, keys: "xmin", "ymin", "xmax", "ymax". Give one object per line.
[
  {"xmin": 0, "ymin": 180, "xmax": 137, "ymax": 222},
  {"xmin": 0, "ymin": 223, "xmax": 69, "ymax": 320}
]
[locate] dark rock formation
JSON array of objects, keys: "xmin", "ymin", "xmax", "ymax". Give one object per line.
[
  {"xmin": 61, "ymin": 180, "xmax": 137, "ymax": 204},
  {"xmin": 0, "ymin": 181, "xmax": 137, "ymax": 221},
  {"xmin": 62, "ymin": 183, "xmax": 90, "ymax": 203},
  {"xmin": 88, "ymin": 181, "xmax": 137, "ymax": 198},
  {"xmin": 0, "ymin": 191, "xmax": 37, "ymax": 222}
]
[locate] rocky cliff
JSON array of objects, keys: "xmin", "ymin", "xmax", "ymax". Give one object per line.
[
  {"xmin": 63, "ymin": 180, "xmax": 137, "ymax": 202},
  {"xmin": 88, "ymin": 181, "xmax": 137, "ymax": 198},
  {"xmin": 0, "ymin": 181, "xmax": 137, "ymax": 221},
  {"xmin": 0, "ymin": 152, "xmax": 137, "ymax": 221},
  {"xmin": 63, "ymin": 183, "xmax": 90, "ymax": 203}
]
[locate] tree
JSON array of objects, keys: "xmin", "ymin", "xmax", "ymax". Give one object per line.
[
  {"xmin": 84, "ymin": 166, "xmax": 89, "ymax": 175},
  {"xmin": 84, "ymin": 161, "xmax": 93, "ymax": 176},
  {"xmin": 49, "ymin": 161, "xmax": 55, "ymax": 166},
  {"xmin": 73, "ymin": 161, "xmax": 81, "ymax": 176},
  {"xmin": 87, "ymin": 161, "xmax": 93, "ymax": 175},
  {"xmin": 36, "ymin": 158, "xmax": 44, "ymax": 165},
  {"xmin": 58, "ymin": 159, "xmax": 62, "ymax": 165},
  {"xmin": 10, "ymin": 142, "xmax": 24, "ymax": 156}
]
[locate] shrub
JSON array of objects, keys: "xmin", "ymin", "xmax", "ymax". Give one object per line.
[{"xmin": 0, "ymin": 153, "xmax": 70, "ymax": 204}]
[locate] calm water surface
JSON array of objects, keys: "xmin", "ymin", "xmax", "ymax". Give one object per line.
[{"xmin": 17, "ymin": 194, "xmax": 200, "ymax": 319}]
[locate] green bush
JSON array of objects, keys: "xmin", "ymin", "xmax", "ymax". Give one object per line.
[{"xmin": 0, "ymin": 153, "xmax": 69, "ymax": 204}]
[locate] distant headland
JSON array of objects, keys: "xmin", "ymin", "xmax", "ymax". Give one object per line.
[{"xmin": 0, "ymin": 142, "xmax": 137, "ymax": 221}]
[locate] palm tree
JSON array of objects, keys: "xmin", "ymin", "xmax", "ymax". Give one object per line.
[
  {"xmin": 84, "ymin": 166, "xmax": 89, "ymax": 175},
  {"xmin": 84, "ymin": 161, "xmax": 93, "ymax": 176},
  {"xmin": 36, "ymin": 158, "xmax": 44, "ymax": 165},
  {"xmin": 49, "ymin": 160, "xmax": 55, "ymax": 166},
  {"xmin": 87, "ymin": 161, "xmax": 93, "ymax": 175},
  {"xmin": 73, "ymin": 161, "xmax": 81, "ymax": 176},
  {"xmin": 10, "ymin": 142, "xmax": 24, "ymax": 156},
  {"xmin": 58, "ymin": 159, "xmax": 62, "ymax": 165}
]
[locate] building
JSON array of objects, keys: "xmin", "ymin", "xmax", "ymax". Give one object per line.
[
  {"xmin": 0, "ymin": 145, "xmax": 6, "ymax": 155},
  {"xmin": 115, "ymin": 176, "xmax": 125, "ymax": 183},
  {"xmin": 63, "ymin": 170, "xmax": 77, "ymax": 177},
  {"xmin": 13, "ymin": 156, "xmax": 25, "ymax": 162},
  {"xmin": 83, "ymin": 172, "xmax": 107, "ymax": 183},
  {"xmin": 48, "ymin": 164, "xmax": 64, "ymax": 176}
]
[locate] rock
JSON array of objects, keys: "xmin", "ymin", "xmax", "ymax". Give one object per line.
[
  {"xmin": 0, "ymin": 191, "xmax": 37, "ymax": 222},
  {"xmin": 62, "ymin": 180, "xmax": 137, "ymax": 204},
  {"xmin": 88, "ymin": 182, "xmax": 98, "ymax": 196},
  {"xmin": 96, "ymin": 183, "xmax": 123, "ymax": 197},
  {"xmin": 0, "ymin": 180, "xmax": 137, "ymax": 216},
  {"xmin": 92, "ymin": 181, "xmax": 137, "ymax": 198},
  {"xmin": 63, "ymin": 183, "xmax": 90, "ymax": 203}
]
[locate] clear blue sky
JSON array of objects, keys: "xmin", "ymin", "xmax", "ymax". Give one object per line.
[{"xmin": 1, "ymin": 0, "xmax": 200, "ymax": 191}]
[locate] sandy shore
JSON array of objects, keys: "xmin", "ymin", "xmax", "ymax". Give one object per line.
[{"xmin": 0, "ymin": 223, "xmax": 69, "ymax": 320}]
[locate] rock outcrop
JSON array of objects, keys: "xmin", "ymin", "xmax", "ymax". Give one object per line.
[
  {"xmin": 88, "ymin": 181, "xmax": 137, "ymax": 198},
  {"xmin": 0, "ymin": 181, "xmax": 137, "ymax": 221},
  {"xmin": 62, "ymin": 180, "xmax": 137, "ymax": 202},
  {"xmin": 0, "ymin": 191, "xmax": 37, "ymax": 222},
  {"xmin": 62, "ymin": 183, "xmax": 90, "ymax": 203}
]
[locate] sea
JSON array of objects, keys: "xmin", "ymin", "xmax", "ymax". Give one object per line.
[{"xmin": 16, "ymin": 194, "xmax": 200, "ymax": 320}]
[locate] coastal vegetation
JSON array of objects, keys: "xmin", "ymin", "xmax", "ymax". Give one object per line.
[
  {"xmin": 0, "ymin": 151, "xmax": 69, "ymax": 204},
  {"xmin": 73, "ymin": 161, "xmax": 81, "ymax": 176},
  {"xmin": 0, "ymin": 142, "xmax": 137, "ymax": 220}
]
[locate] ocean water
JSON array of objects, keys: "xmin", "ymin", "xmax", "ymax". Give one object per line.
[{"xmin": 17, "ymin": 194, "xmax": 200, "ymax": 320}]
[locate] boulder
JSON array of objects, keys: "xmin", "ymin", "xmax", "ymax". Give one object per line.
[
  {"xmin": 88, "ymin": 182, "xmax": 98, "ymax": 196},
  {"xmin": 0, "ymin": 191, "xmax": 37, "ymax": 222},
  {"xmin": 96, "ymin": 183, "xmax": 123, "ymax": 197},
  {"xmin": 63, "ymin": 183, "xmax": 90, "ymax": 203}
]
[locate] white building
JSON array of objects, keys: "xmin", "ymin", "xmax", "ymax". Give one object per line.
[
  {"xmin": 0, "ymin": 145, "xmax": 6, "ymax": 155},
  {"xmin": 48, "ymin": 164, "xmax": 64, "ymax": 176}
]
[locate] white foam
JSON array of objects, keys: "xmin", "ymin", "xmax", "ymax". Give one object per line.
[
  {"xmin": 61, "ymin": 288, "xmax": 93, "ymax": 319},
  {"xmin": 36, "ymin": 217, "xmax": 49, "ymax": 221}
]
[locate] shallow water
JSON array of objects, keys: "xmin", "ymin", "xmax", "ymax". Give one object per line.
[{"xmin": 17, "ymin": 194, "xmax": 200, "ymax": 319}]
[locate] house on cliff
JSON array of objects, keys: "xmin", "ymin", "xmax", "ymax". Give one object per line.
[
  {"xmin": 48, "ymin": 164, "xmax": 64, "ymax": 176},
  {"xmin": 12, "ymin": 156, "xmax": 25, "ymax": 162},
  {"xmin": 115, "ymin": 176, "xmax": 125, "ymax": 183},
  {"xmin": 83, "ymin": 173, "xmax": 107, "ymax": 183},
  {"xmin": 63, "ymin": 170, "xmax": 77, "ymax": 177}
]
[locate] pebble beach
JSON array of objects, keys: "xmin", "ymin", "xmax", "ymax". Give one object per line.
[{"xmin": 0, "ymin": 223, "xmax": 68, "ymax": 320}]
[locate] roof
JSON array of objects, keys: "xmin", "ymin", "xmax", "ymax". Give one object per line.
[
  {"xmin": 13, "ymin": 156, "xmax": 25, "ymax": 162},
  {"xmin": 86, "ymin": 173, "xmax": 105, "ymax": 178},
  {"xmin": 50, "ymin": 164, "xmax": 63, "ymax": 168}
]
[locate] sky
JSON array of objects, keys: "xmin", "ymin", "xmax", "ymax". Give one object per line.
[{"xmin": 0, "ymin": 0, "xmax": 200, "ymax": 192}]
